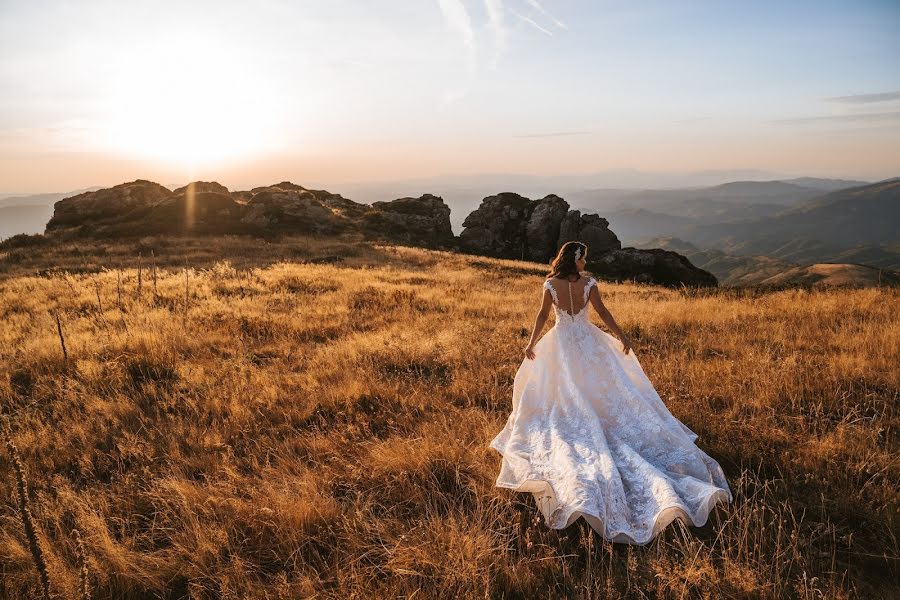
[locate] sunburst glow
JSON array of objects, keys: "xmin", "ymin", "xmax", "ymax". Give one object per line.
[{"xmin": 98, "ymin": 32, "xmax": 280, "ymax": 167}]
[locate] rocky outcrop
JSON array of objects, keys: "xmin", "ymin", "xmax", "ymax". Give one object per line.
[
  {"xmin": 525, "ymin": 195, "xmax": 570, "ymax": 262},
  {"xmin": 46, "ymin": 180, "xmax": 172, "ymax": 231},
  {"xmin": 588, "ymin": 247, "xmax": 718, "ymax": 287},
  {"xmin": 39, "ymin": 177, "xmax": 714, "ymax": 287},
  {"xmin": 42, "ymin": 179, "xmax": 455, "ymax": 244},
  {"xmin": 558, "ymin": 211, "xmax": 621, "ymax": 256},
  {"xmin": 458, "ymin": 192, "xmax": 534, "ymax": 259},
  {"xmin": 241, "ymin": 186, "xmax": 341, "ymax": 234},
  {"xmin": 142, "ymin": 192, "xmax": 246, "ymax": 234},
  {"xmin": 457, "ymin": 191, "xmax": 713, "ymax": 286},
  {"xmin": 172, "ymin": 181, "xmax": 230, "ymax": 196},
  {"xmin": 368, "ymin": 194, "xmax": 455, "ymax": 247},
  {"xmin": 459, "ymin": 192, "xmax": 622, "ymax": 263}
]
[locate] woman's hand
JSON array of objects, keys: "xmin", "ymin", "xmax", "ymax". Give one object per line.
[
  {"xmin": 524, "ymin": 344, "xmax": 536, "ymax": 360},
  {"xmin": 620, "ymin": 335, "xmax": 634, "ymax": 355}
]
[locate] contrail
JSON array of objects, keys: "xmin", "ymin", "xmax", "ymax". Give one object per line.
[
  {"xmin": 511, "ymin": 8, "xmax": 553, "ymax": 36},
  {"xmin": 526, "ymin": 0, "xmax": 567, "ymax": 29}
]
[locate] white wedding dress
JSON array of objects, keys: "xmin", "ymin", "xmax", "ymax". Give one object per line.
[{"xmin": 490, "ymin": 276, "xmax": 733, "ymax": 544}]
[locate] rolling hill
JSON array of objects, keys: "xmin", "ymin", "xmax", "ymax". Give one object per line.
[
  {"xmin": 689, "ymin": 179, "xmax": 900, "ymax": 251},
  {"xmin": 637, "ymin": 236, "xmax": 900, "ymax": 287},
  {"xmin": 753, "ymin": 263, "xmax": 900, "ymax": 288},
  {"xmin": 604, "ymin": 179, "xmax": 899, "ymax": 271}
]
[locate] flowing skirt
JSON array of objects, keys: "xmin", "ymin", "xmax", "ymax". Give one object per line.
[{"xmin": 489, "ymin": 322, "xmax": 732, "ymax": 544}]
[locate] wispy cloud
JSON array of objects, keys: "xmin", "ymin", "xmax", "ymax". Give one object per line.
[
  {"xmin": 825, "ymin": 91, "xmax": 900, "ymax": 104},
  {"xmin": 436, "ymin": 0, "xmax": 568, "ymax": 102},
  {"xmin": 525, "ymin": 0, "xmax": 567, "ymax": 29},
  {"xmin": 484, "ymin": 0, "xmax": 507, "ymax": 68},
  {"xmin": 672, "ymin": 116, "xmax": 711, "ymax": 124},
  {"xmin": 513, "ymin": 130, "xmax": 592, "ymax": 138},
  {"xmin": 511, "ymin": 8, "xmax": 554, "ymax": 36},
  {"xmin": 438, "ymin": 0, "xmax": 477, "ymax": 58},
  {"xmin": 770, "ymin": 111, "xmax": 900, "ymax": 125},
  {"xmin": 437, "ymin": 0, "xmax": 478, "ymax": 106}
]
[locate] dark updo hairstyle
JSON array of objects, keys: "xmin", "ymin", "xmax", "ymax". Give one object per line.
[{"xmin": 547, "ymin": 241, "xmax": 587, "ymax": 281}]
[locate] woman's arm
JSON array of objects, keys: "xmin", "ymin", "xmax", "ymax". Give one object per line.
[
  {"xmin": 588, "ymin": 285, "xmax": 634, "ymax": 354},
  {"xmin": 524, "ymin": 288, "xmax": 553, "ymax": 359}
]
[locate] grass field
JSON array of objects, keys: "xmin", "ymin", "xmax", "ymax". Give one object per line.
[{"xmin": 0, "ymin": 236, "xmax": 897, "ymax": 599}]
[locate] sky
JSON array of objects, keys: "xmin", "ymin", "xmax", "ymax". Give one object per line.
[{"xmin": 0, "ymin": 0, "xmax": 898, "ymax": 193}]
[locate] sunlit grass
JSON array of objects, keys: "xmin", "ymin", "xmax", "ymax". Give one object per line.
[{"xmin": 0, "ymin": 237, "xmax": 897, "ymax": 598}]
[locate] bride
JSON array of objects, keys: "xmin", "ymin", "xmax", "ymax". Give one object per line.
[{"xmin": 489, "ymin": 241, "xmax": 733, "ymax": 544}]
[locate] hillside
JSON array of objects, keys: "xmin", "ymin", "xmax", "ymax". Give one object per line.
[
  {"xmin": 755, "ymin": 263, "xmax": 900, "ymax": 288},
  {"xmin": 0, "ymin": 238, "xmax": 897, "ymax": 598},
  {"xmin": 690, "ymin": 179, "xmax": 900, "ymax": 252},
  {"xmin": 636, "ymin": 237, "xmax": 798, "ymax": 286},
  {"xmin": 570, "ymin": 177, "xmax": 861, "ymax": 217},
  {"xmin": 600, "ymin": 179, "xmax": 900, "ymax": 273}
]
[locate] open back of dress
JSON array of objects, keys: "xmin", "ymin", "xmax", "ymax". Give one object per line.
[{"xmin": 545, "ymin": 275, "xmax": 593, "ymax": 317}]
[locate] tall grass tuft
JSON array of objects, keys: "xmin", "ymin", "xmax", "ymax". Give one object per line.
[
  {"xmin": 72, "ymin": 528, "xmax": 91, "ymax": 600},
  {"xmin": 4, "ymin": 436, "xmax": 53, "ymax": 600}
]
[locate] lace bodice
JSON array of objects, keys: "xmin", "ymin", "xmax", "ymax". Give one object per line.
[{"xmin": 544, "ymin": 276, "xmax": 596, "ymax": 328}]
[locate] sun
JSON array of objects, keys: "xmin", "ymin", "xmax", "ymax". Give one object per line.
[{"xmin": 98, "ymin": 31, "xmax": 280, "ymax": 167}]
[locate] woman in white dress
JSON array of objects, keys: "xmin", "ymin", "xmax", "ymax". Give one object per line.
[{"xmin": 490, "ymin": 241, "xmax": 733, "ymax": 544}]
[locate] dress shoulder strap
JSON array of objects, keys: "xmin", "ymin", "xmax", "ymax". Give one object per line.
[
  {"xmin": 582, "ymin": 276, "xmax": 597, "ymax": 304},
  {"xmin": 543, "ymin": 279, "xmax": 559, "ymax": 304}
]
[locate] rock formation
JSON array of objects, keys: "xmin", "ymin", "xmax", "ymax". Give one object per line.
[
  {"xmin": 46, "ymin": 180, "xmax": 172, "ymax": 231},
  {"xmin": 458, "ymin": 192, "xmax": 715, "ymax": 286},
  {"xmin": 525, "ymin": 195, "xmax": 570, "ymax": 262},
  {"xmin": 240, "ymin": 186, "xmax": 341, "ymax": 234},
  {"xmin": 558, "ymin": 211, "xmax": 621, "ymax": 256},
  {"xmin": 458, "ymin": 192, "xmax": 596, "ymax": 262},
  {"xmin": 172, "ymin": 181, "xmax": 230, "ymax": 196},
  {"xmin": 589, "ymin": 247, "xmax": 718, "ymax": 287},
  {"xmin": 42, "ymin": 179, "xmax": 457, "ymax": 247},
  {"xmin": 40, "ymin": 178, "xmax": 716, "ymax": 287},
  {"xmin": 140, "ymin": 192, "xmax": 247, "ymax": 235},
  {"xmin": 368, "ymin": 194, "xmax": 455, "ymax": 247},
  {"xmin": 458, "ymin": 192, "xmax": 532, "ymax": 259}
]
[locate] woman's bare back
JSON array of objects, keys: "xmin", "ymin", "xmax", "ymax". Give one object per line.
[{"xmin": 545, "ymin": 275, "xmax": 592, "ymax": 316}]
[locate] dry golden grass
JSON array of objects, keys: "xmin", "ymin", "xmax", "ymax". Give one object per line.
[{"xmin": 0, "ymin": 236, "xmax": 897, "ymax": 599}]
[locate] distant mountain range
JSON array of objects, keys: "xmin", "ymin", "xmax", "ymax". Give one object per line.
[{"xmin": 592, "ymin": 178, "xmax": 899, "ymax": 270}]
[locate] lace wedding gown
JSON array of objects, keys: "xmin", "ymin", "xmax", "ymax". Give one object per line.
[{"xmin": 490, "ymin": 276, "xmax": 732, "ymax": 544}]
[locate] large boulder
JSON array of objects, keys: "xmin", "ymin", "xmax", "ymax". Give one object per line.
[
  {"xmin": 135, "ymin": 192, "xmax": 247, "ymax": 234},
  {"xmin": 240, "ymin": 186, "xmax": 342, "ymax": 233},
  {"xmin": 172, "ymin": 181, "xmax": 230, "ymax": 196},
  {"xmin": 588, "ymin": 247, "xmax": 718, "ymax": 287},
  {"xmin": 459, "ymin": 192, "xmax": 623, "ymax": 264},
  {"xmin": 240, "ymin": 181, "xmax": 371, "ymax": 219},
  {"xmin": 459, "ymin": 193, "xmax": 554, "ymax": 260},
  {"xmin": 459, "ymin": 192, "xmax": 533, "ymax": 259},
  {"xmin": 46, "ymin": 180, "xmax": 172, "ymax": 231},
  {"xmin": 525, "ymin": 195, "xmax": 570, "ymax": 262},
  {"xmin": 558, "ymin": 211, "xmax": 621, "ymax": 256},
  {"xmin": 367, "ymin": 194, "xmax": 454, "ymax": 247}
]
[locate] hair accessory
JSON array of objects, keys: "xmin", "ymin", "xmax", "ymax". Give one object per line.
[{"xmin": 573, "ymin": 247, "xmax": 582, "ymax": 261}]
